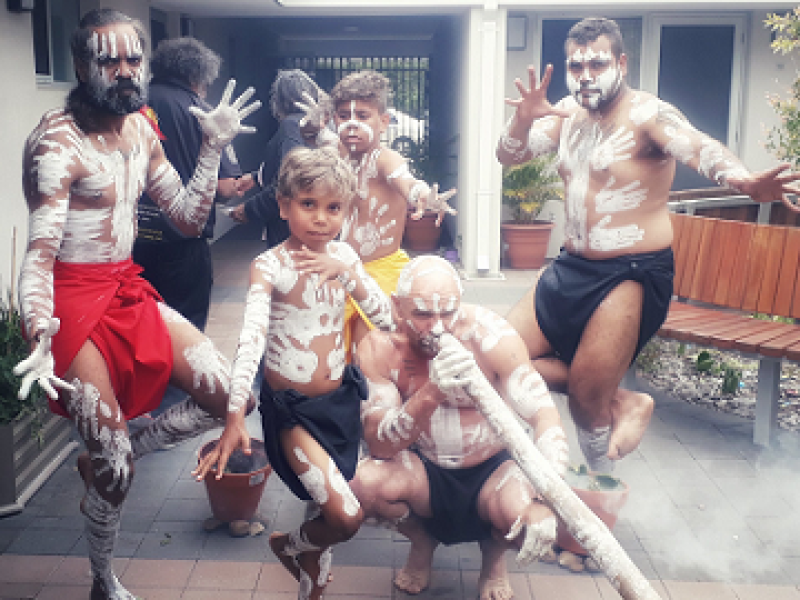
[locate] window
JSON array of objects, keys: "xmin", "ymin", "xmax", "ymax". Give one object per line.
[{"xmin": 33, "ymin": 0, "xmax": 80, "ymax": 83}]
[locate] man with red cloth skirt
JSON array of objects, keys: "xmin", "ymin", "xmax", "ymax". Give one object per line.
[{"xmin": 13, "ymin": 9, "xmax": 260, "ymax": 600}]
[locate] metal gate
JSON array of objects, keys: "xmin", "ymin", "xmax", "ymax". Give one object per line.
[{"xmin": 284, "ymin": 56, "xmax": 430, "ymax": 179}]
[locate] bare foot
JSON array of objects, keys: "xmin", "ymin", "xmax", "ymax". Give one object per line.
[
  {"xmin": 608, "ymin": 389, "xmax": 654, "ymax": 460},
  {"xmin": 394, "ymin": 535, "xmax": 437, "ymax": 594},
  {"xmin": 479, "ymin": 577, "xmax": 514, "ymax": 600},
  {"xmin": 478, "ymin": 538, "xmax": 513, "ymax": 600},
  {"xmin": 269, "ymin": 531, "xmax": 301, "ymax": 581}
]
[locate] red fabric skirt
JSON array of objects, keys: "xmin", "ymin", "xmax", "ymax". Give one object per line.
[{"xmin": 50, "ymin": 259, "xmax": 173, "ymax": 419}]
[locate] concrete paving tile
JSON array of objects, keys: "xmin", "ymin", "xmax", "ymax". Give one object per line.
[
  {"xmin": 661, "ymin": 580, "xmax": 739, "ymax": 599},
  {"xmin": 199, "ymin": 530, "xmax": 272, "ymax": 562},
  {"xmin": 182, "ymin": 590, "xmax": 253, "ymax": 599},
  {"xmin": 256, "ymin": 563, "xmax": 298, "ymax": 593},
  {"xmin": 402, "ymin": 569, "xmax": 461, "ymax": 599},
  {"xmin": 251, "ymin": 591, "xmax": 300, "ymax": 600},
  {"xmin": 35, "ymin": 584, "xmax": 94, "ymax": 599},
  {"xmin": 462, "ymin": 569, "xmax": 533, "ymax": 599},
  {"xmin": 120, "ymin": 558, "xmax": 195, "ymax": 589},
  {"xmin": 124, "ymin": 588, "xmax": 180, "ymax": 600},
  {"xmin": 527, "ymin": 573, "xmax": 605, "ymax": 599},
  {"xmin": 135, "ymin": 531, "xmax": 203, "ymax": 560},
  {"xmin": 745, "ymin": 516, "xmax": 800, "ymax": 557},
  {"xmin": 333, "ymin": 534, "xmax": 395, "ymax": 567},
  {"xmin": 730, "ymin": 583, "xmax": 800, "ymax": 599},
  {"xmin": 156, "ymin": 497, "xmax": 213, "ymax": 522},
  {"xmin": 188, "ymin": 559, "xmax": 261, "ymax": 590},
  {"xmin": 325, "ymin": 565, "xmax": 394, "ymax": 596},
  {"xmin": 44, "ymin": 555, "xmax": 93, "ymax": 586},
  {"xmin": 0, "ymin": 554, "xmax": 62, "ymax": 583},
  {"xmin": 5, "ymin": 526, "xmax": 82, "ymax": 555},
  {"xmin": 0, "ymin": 581, "xmax": 42, "ymax": 598},
  {"xmin": 698, "ymin": 458, "xmax": 760, "ymax": 480},
  {"xmin": 0, "ymin": 528, "xmax": 22, "ymax": 554}
]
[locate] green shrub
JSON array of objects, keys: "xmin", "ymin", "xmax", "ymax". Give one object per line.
[{"xmin": 0, "ymin": 296, "xmax": 44, "ymax": 425}]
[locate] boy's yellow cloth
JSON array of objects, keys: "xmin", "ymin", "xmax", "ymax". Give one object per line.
[{"xmin": 344, "ymin": 248, "xmax": 410, "ymax": 359}]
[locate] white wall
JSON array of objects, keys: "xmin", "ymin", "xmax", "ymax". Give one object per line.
[{"xmin": 0, "ymin": 10, "xmax": 69, "ymax": 299}]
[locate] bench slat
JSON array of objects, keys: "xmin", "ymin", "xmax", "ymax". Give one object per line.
[
  {"xmin": 729, "ymin": 322, "xmax": 797, "ymax": 354},
  {"xmin": 782, "ymin": 228, "xmax": 800, "ymax": 319},
  {"xmin": 754, "ymin": 225, "xmax": 787, "ymax": 315},
  {"xmin": 712, "ymin": 220, "xmax": 747, "ymax": 307},
  {"xmin": 742, "ymin": 224, "xmax": 772, "ymax": 313},
  {"xmin": 758, "ymin": 328, "xmax": 800, "ymax": 357}
]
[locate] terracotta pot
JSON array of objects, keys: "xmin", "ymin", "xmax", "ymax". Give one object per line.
[
  {"xmin": 501, "ymin": 221, "xmax": 554, "ymax": 269},
  {"xmin": 198, "ymin": 438, "xmax": 271, "ymax": 523},
  {"xmin": 403, "ymin": 211, "xmax": 441, "ymax": 251},
  {"xmin": 556, "ymin": 476, "xmax": 630, "ymax": 556}
]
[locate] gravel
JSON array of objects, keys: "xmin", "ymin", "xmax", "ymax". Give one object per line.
[{"xmin": 636, "ymin": 338, "xmax": 800, "ymax": 432}]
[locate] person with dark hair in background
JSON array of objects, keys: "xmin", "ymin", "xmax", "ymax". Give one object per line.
[
  {"xmin": 15, "ymin": 9, "xmax": 259, "ymax": 598},
  {"xmin": 228, "ymin": 68, "xmax": 329, "ymax": 247},
  {"xmin": 134, "ymin": 36, "xmax": 243, "ymax": 332}
]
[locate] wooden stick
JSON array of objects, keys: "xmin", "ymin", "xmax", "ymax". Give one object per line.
[{"xmin": 440, "ymin": 333, "xmax": 662, "ymax": 600}]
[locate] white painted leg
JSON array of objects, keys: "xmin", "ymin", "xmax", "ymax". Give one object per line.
[{"xmin": 754, "ymin": 357, "xmax": 780, "ymax": 447}]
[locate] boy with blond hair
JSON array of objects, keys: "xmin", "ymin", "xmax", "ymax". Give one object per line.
[{"xmin": 195, "ymin": 147, "xmax": 393, "ymax": 600}]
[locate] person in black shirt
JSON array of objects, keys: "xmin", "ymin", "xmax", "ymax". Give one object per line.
[
  {"xmin": 228, "ymin": 69, "xmax": 327, "ymax": 247},
  {"xmin": 134, "ymin": 36, "xmax": 242, "ymax": 331}
]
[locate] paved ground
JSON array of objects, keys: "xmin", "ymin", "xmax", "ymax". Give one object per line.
[{"xmin": 2, "ymin": 224, "xmax": 800, "ymax": 599}]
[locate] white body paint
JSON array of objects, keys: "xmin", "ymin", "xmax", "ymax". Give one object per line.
[
  {"xmin": 227, "ymin": 240, "xmax": 391, "ymax": 414},
  {"xmin": 19, "ymin": 107, "xmax": 222, "ymax": 338},
  {"xmin": 340, "ymin": 149, "xmax": 397, "ymax": 259},
  {"xmin": 558, "ymin": 116, "xmax": 647, "ymax": 252}
]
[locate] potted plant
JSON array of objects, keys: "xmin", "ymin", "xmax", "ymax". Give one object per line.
[
  {"xmin": 551, "ymin": 464, "xmax": 630, "ymax": 572},
  {"xmin": 501, "ymin": 152, "xmax": 563, "ymax": 268},
  {"xmin": 0, "ymin": 293, "xmax": 78, "ymax": 516}
]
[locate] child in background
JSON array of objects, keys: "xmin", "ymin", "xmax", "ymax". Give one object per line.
[
  {"xmin": 329, "ymin": 70, "xmax": 458, "ymax": 354},
  {"xmin": 195, "ymin": 147, "xmax": 393, "ymax": 600}
]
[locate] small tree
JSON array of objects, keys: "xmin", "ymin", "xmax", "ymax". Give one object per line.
[{"xmin": 765, "ymin": 9, "xmax": 800, "ymax": 168}]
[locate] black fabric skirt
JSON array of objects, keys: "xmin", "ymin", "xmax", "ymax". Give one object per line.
[
  {"xmin": 535, "ymin": 247, "xmax": 674, "ymax": 364},
  {"xmin": 259, "ymin": 365, "xmax": 367, "ymax": 501},
  {"xmin": 419, "ymin": 449, "xmax": 512, "ymax": 545}
]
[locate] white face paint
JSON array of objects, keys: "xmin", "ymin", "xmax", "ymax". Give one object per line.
[
  {"xmin": 566, "ymin": 47, "xmax": 622, "ymax": 110},
  {"xmin": 337, "ymin": 100, "xmax": 375, "ymax": 150}
]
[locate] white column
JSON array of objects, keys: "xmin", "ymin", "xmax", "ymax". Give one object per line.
[{"xmin": 458, "ymin": 6, "xmax": 506, "ymax": 279}]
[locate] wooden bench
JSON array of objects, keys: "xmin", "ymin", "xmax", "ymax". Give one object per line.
[{"xmin": 659, "ymin": 212, "xmax": 800, "ymax": 446}]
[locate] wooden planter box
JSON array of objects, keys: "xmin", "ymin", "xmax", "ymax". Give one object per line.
[{"xmin": 0, "ymin": 410, "xmax": 78, "ymax": 516}]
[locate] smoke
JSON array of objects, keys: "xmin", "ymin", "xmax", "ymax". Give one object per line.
[{"xmin": 618, "ymin": 432, "xmax": 800, "ymax": 583}]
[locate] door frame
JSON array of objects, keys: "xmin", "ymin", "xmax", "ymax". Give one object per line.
[{"xmin": 641, "ymin": 13, "xmax": 747, "ymax": 154}]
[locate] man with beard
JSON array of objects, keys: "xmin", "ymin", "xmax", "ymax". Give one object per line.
[
  {"xmin": 351, "ymin": 256, "xmax": 569, "ymax": 600},
  {"xmin": 497, "ymin": 17, "xmax": 800, "ymax": 474},
  {"xmin": 14, "ymin": 9, "xmax": 259, "ymax": 599}
]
